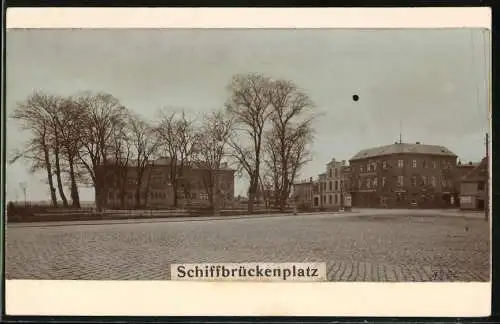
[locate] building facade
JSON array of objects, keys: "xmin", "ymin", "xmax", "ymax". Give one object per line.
[
  {"xmin": 293, "ymin": 158, "xmax": 351, "ymax": 211},
  {"xmin": 322, "ymin": 159, "xmax": 349, "ymax": 209},
  {"xmin": 460, "ymin": 157, "xmax": 488, "ymax": 210},
  {"xmin": 292, "ymin": 178, "xmax": 315, "ymax": 210},
  {"xmin": 103, "ymin": 157, "xmax": 235, "ymax": 209},
  {"xmin": 349, "ymin": 142, "xmax": 458, "ymax": 208}
]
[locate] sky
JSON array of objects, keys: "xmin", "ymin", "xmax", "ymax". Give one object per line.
[{"xmin": 5, "ymin": 28, "xmax": 490, "ymax": 203}]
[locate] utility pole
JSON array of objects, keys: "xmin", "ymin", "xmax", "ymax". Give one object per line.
[{"xmin": 485, "ymin": 132, "xmax": 489, "ymax": 221}]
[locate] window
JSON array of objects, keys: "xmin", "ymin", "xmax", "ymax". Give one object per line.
[
  {"xmin": 412, "ymin": 160, "xmax": 417, "ymax": 168},
  {"xmin": 432, "ymin": 160, "xmax": 437, "ymax": 169},
  {"xmin": 329, "ymin": 169, "xmax": 332, "ymax": 178},
  {"xmin": 358, "ymin": 179, "xmax": 362, "ymax": 188},
  {"xmin": 360, "ymin": 165, "xmax": 364, "ymax": 173},
  {"xmin": 335, "ymin": 181, "xmax": 338, "ymax": 191},
  {"xmin": 422, "ymin": 160, "xmax": 427, "ymax": 168},
  {"xmin": 382, "ymin": 160, "xmax": 387, "ymax": 169},
  {"xmin": 411, "ymin": 175, "xmax": 417, "ymax": 186},
  {"xmin": 191, "ymin": 193, "xmax": 197, "ymax": 199},
  {"xmin": 478, "ymin": 182, "xmax": 485, "ymax": 191},
  {"xmin": 334, "ymin": 194, "xmax": 338, "ymax": 204},
  {"xmin": 340, "ymin": 180, "xmax": 343, "ymax": 188},
  {"xmin": 335, "ymin": 169, "xmax": 338, "ymax": 177},
  {"xmin": 329, "ymin": 181, "xmax": 332, "ymax": 191},
  {"xmin": 373, "ymin": 178, "xmax": 378, "ymax": 187},
  {"xmin": 441, "ymin": 176, "xmax": 447, "ymax": 188},
  {"xmin": 397, "ymin": 176, "xmax": 404, "ymax": 187},
  {"xmin": 367, "ymin": 179, "xmax": 371, "ymax": 188},
  {"xmin": 382, "ymin": 177, "xmax": 387, "ymax": 187},
  {"xmin": 460, "ymin": 196, "xmax": 472, "ymax": 204},
  {"xmin": 422, "ymin": 176, "xmax": 428, "ymax": 186},
  {"xmin": 431, "ymin": 176, "xmax": 437, "ymax": 188},
  {"xmin": 372, "ymin": 162, "xmax": 377, "ymax": 171},
  {"xmin": 329, "ymin": 195, "xmax": 332, "ymax": 204},
  {"xmin": 398, "ymin": 159, "xmax": 404, "ymax": 168}
]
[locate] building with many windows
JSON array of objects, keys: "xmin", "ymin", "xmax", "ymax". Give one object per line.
[
  {"xmin": 349, "ymin": 142, "xmax": 458, "ymax": 208},
  {"xmin": 102, "ymin": 157, "xmax": 235, "ymax": 209},
  {"xmin": 460, "ymin": 157, "xmax": 488, "ymax": 210},
  {"xmin": 293, "ymin": 158, "xmax": 351, "ymax": 211}
]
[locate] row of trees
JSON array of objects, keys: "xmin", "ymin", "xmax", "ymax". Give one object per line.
[{"xmin": 10, "ymin": 73, "xmax": 315, "ymax": 213}]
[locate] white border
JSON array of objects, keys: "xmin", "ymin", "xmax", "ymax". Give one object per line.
[
  {"xmin": 6, "ymin": 7, "xmax": 491, "ymax": 29},
  {"xmin": 6, "ymin": 281, "xmax": 491, "ymax": 316},
  {"xmin": 5, "ymin": 7, "xmax": 492, "ymax": 317}
]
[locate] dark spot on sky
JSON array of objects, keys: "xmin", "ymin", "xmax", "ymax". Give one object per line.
[{"xmin": 352, "ymin": 94, "xmax": 359, "ymax": 101}]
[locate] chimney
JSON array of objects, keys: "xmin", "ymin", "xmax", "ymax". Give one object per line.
[
  {"xmin": 416, "ymin": 141, "xmax": 420, "ymax": 144},
  {"xmin": 342, "ymin": 160, "xmax": 346, "ymax": 165},
  {"xmin": 469, "ymin": 161, "xmax": 473, "ymax": 165},
  {"xmin": 310, "ymin": 177, "xmax": 313, "ymax": 183}
]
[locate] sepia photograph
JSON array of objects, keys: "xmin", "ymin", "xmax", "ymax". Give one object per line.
[{"xmin": 3, "ymin": 7, "xmax": 492, "ymax": 317}]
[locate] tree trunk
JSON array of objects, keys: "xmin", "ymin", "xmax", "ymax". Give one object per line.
[
  {"xmin": 94, "ymin": 168, "xmax": 104, "ymax": 212},
  {"xmin": 135, "ymin": 169, "xmax": 143, "ymax": 208},
  {"xmin": 94, "ymin": 187, "xmax": 102, "ymax": 212},
  {"xmin": 279, "ymin": 180, "xmax": 289, "ymax": 211},
  {"xmin": 54, "ymin": 145, "xmax": 69, "ymax": 207},
  {"xmin": 247, "ymin": 176, "xmax": 258, "ymax": 214},
  {"xmin": 43, "ymin": 145, "xmax": 58, "ymax": 207},
  {"xmin": 172, "ymin": 180, "xmax": 179, "ymax": 207},
  {"xmin": 68, "ymin": 156, "xmax": 81, "ymax": 208},
  {"xmin": 118, "ymin": 167, "xmax": 128, "ymax": 207}
]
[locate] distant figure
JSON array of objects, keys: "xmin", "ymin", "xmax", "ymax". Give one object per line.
[{"xmin": 352, "ymin": 94, "xmax": 359, "ymax": 102}]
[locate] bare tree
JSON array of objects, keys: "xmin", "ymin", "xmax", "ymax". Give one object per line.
[
  {"xmin": 128, "ymin": 113, "xmax": 160, "ymax": 208},
  {"xmin": 156, "ymin": 109, "xmax": 198, "ymax": 207},
  {"xmin": 76, "ymin": 92, "xmax": 129, "ymax": 211},
  {"xmin": 226, "ymin": 73, "xmax": 274, "ymax": 213},
  {"xmin": 55, "ymin": 97, "xmax": 94, "ymax": 208},
  {"xmin": 10, "ymin": 91, "xmax": 61, "ymax": 207},
  {"xmin": 108, "ymin": 114, "xmax": 133, "ymax": 207},
  {"xmin": 264, "ymin": 79, "xmax": 315, "ymax": 211},
  {"xmin": 196, "ymin": 109, "xmax": 234, "ymax": 211}
]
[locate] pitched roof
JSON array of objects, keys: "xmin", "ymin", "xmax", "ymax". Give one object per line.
[
  {"xmin": 350, "ymin": 143, "xmax": 457, "ymax": 161},
  {"xmin": 461, "ymin": 157, "xmax": 488, "ymax": 182}
]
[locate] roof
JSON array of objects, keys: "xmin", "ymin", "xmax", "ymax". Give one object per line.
[
  {"xmin": 461, "ymin": 157, "xmax": 488, "ymax": 182},
  {"xmin": 104, "ymin": 157, "xmax": 235, "ymax": 171},
  {"xmin": 457, "ymin": 162, "xmax": 479, "ymax": 168},
  {"xmin": 350, "ymin": 143, "xmax": 457, "ymax": 161}
]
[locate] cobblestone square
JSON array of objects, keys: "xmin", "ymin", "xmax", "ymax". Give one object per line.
[{"xmin": 5, "ymin": 211, "xmax": 490, "ymax": 281}]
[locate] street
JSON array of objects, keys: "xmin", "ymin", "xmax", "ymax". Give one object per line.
[{"xmin": 6, "ymin": 210, "xmax": 490, "ymax": 281}]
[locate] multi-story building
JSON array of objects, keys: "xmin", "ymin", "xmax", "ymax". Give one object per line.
[
  {"xmin": 460, "ymin": 157, "xmax": 488, "ymax": 210},
  {"xmin": 103, "ymin": 157, "xmax": 235, "ymax": 209},
  {"xmin": 322, "ymin": 159, "xmax": 349, "ymax": 209},
  {"xmin": 349, "ymin": 142, "xmax": 458, "ymax": 208},
  {"xmin": 314, "ymin": 172, "xmax": 327, "ymax": 208},
  {"xmin": 293, "ymin": 158, "xmax": 351, "ymax": 211},
  {"xmin": 453, "ymin": 161, "xmax": 479, "ymax": 206},
  {"xmin": 292, "ymin": 177, "xmax": 314, "ymax": 210}
]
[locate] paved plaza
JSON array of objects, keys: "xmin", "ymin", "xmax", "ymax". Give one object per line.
[{"xmin": 6, "ymin": 210, "xmax": 490, "ymax": 281}]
